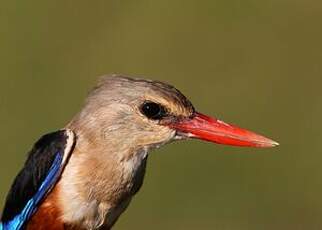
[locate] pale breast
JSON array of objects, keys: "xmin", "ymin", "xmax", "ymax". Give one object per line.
[{"xmin": 58, "ymin": 148, "xmax": 149, "ymax": 229}]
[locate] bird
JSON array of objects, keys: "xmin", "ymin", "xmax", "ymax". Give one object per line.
[{"xmin": 0, "ymin": 75, "xmax": 278, "ymax": 230}]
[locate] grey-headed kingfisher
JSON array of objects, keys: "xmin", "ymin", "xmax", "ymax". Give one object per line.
[{"xmin": 0, "ymin": 75, "xmax": 278, "ymax": 230}]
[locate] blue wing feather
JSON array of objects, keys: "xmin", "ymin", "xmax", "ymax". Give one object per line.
[{"xmin": 1, "ymin": 153, "xmax": 63, "ymax": 230}]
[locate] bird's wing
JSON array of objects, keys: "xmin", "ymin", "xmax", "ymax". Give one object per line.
[{"xmin": 0, "ymin": 129, "xmax": 75, "ymax": 230}]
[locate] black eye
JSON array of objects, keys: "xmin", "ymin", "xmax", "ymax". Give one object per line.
[{"xmin": 140, "ymin": 101, "xmax": 167, "ymax": 120}]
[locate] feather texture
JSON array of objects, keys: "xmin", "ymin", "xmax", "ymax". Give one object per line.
[{"xmin": 0, "ymin": 130, "xmax": 75, "ymax": 230}]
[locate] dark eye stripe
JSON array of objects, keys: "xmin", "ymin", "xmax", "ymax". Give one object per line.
[{"xmin": 140, "ymin": 101, "xmax": 167, "ymax": 120}]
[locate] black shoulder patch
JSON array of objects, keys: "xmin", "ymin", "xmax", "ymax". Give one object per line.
[{"xmin": 1, "ymin": 130, "xmax": 74, "ymax": 222}]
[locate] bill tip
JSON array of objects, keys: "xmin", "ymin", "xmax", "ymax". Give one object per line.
[
  {"xmin": 260, "ymin": 139, "xmax": 279, "ymax": 148},
  {"xmin": 271, "ymin": 140, "xmax": 280, "ymax": 147}
]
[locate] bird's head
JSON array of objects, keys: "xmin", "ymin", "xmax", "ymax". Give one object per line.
[{"xmin": 69, "ymin": 75, "xmax": 278, "ymax": 156}]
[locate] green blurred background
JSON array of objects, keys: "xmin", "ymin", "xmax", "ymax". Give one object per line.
[{"xmin": 1, "ymin": 0, "xmax": 321, "ymax": 229}]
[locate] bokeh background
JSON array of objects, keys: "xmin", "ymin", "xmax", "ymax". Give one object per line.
[{"xmin": 1, "ymin": 1, "xmax": 322, "ymax": 229}]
